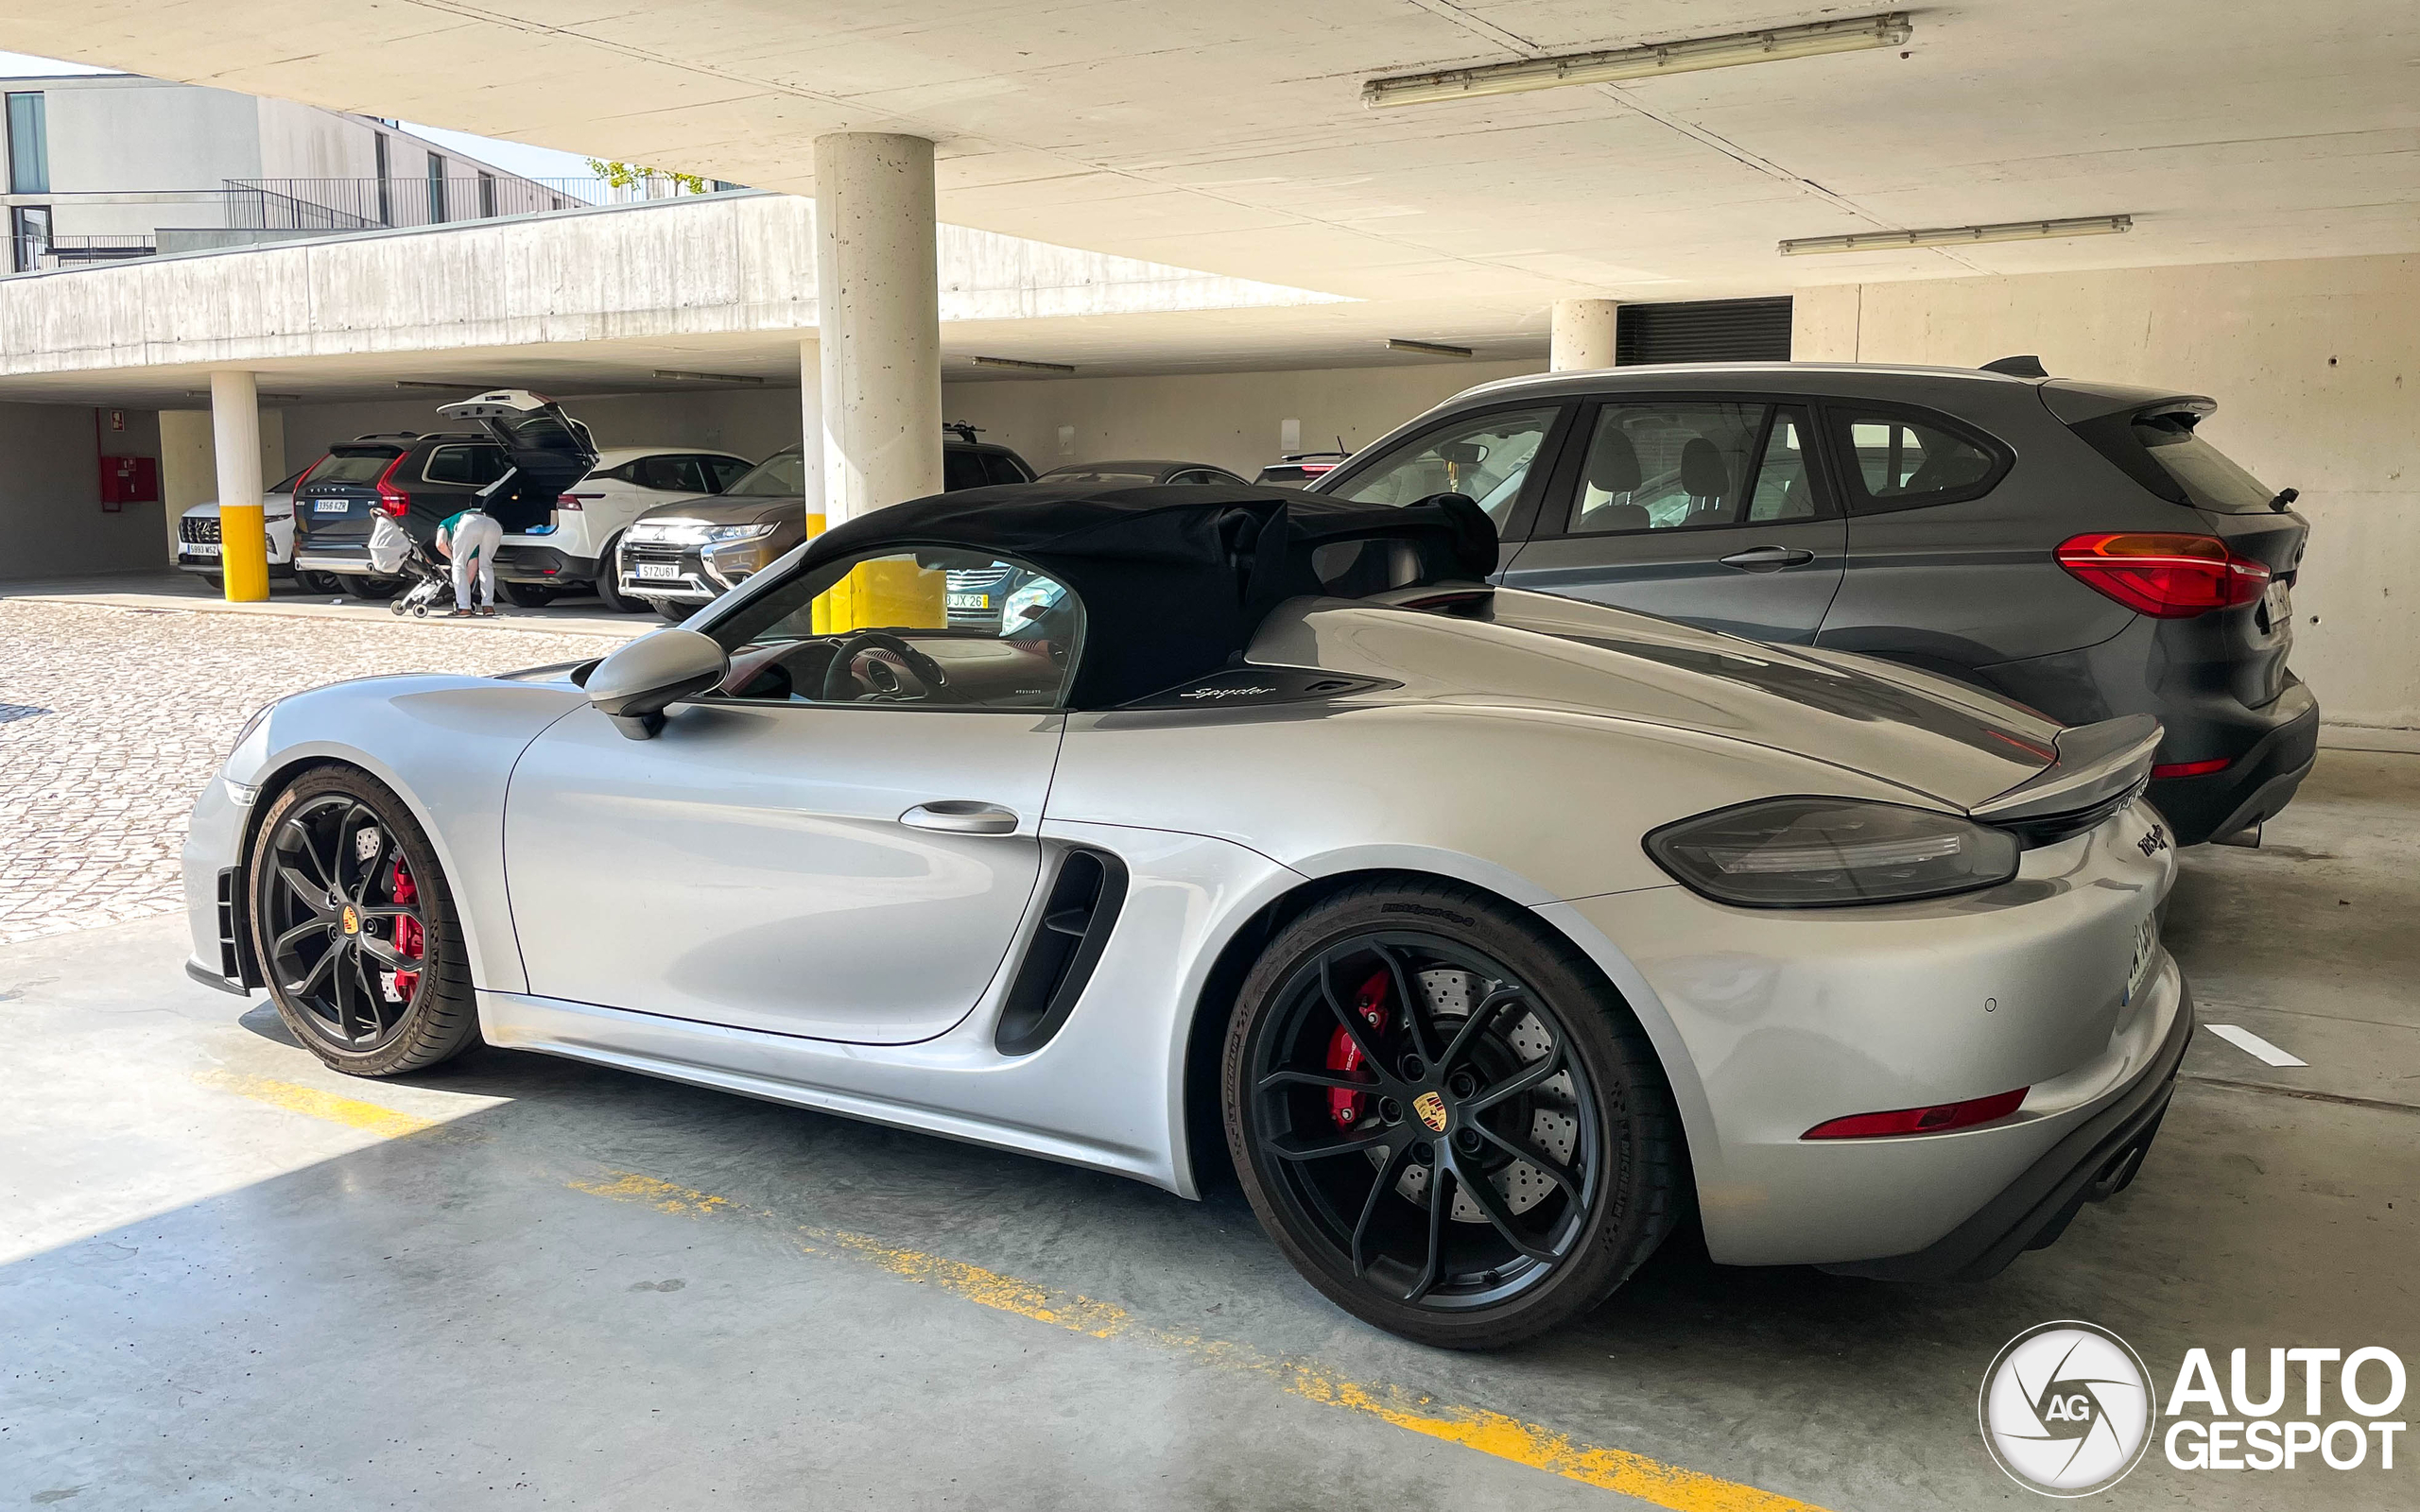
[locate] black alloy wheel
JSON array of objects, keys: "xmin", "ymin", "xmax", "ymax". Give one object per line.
[
  {"xmin": 297, "ymin": 569, "xmax": 345, "ymax": 594},
  {"xmin": 249, "ymin": 768, "xmax": 480, "ymax": 1076},
  {"xmin": 344, "ymin": 576, "xmax": 403, "ymax": 602},
  {"xmin": 1225, "ymin": 882, "xmax": 1679, "ymax": 1349},
  {"xmin": 502, "ymin": 582, "xmax": 559, "ymax": 609},
  {"xmin": 649, "ymin": 598, "xmax": 691, "ymax": 622}
]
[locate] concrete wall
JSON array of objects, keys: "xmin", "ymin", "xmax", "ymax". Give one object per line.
[
  {"xmin": 1792, "ymin": 253, "xmax": 2420, "ymax": 744},
  {"xmin": 0, "ymin": 404, "xmax": 166, "ymax": 579},
  {"xmin": 278, "ymin": 387, "xmax": 805, "ymax": 475},
  {"xmin": 939, "ymin": 358, "xmax": 1547, "ymax": 480}
]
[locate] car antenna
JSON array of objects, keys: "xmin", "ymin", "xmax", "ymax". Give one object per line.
[{"xmin": 1978, "ymin": 354, "xmax": 2049, "ymax": 378}]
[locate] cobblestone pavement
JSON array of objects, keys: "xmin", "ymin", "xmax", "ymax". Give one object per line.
[{"xmin": 0, "ymin": 600, "xmax": 637, "ymax": 944}]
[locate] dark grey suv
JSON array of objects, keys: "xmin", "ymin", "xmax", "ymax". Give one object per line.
[{"xmin": 1312, "ymin": 362, "xmax": 2314, "ymax": 845}]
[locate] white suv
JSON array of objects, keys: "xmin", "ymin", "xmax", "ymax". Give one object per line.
[
  {"xmin": 174, "ymin": 465, "xmax": 344, "ymax": 593},
  {"xmin": 493, "ymin": 446, "xmax": 753, "ymax": 610}
]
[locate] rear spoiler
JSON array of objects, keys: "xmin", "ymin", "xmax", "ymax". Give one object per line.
[{"xmin": 1970, "ymin": 713, "xmax": 2161, "ymax": 825}]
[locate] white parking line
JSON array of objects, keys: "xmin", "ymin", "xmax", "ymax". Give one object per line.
[{"xmin": 2204, "ymin": 1023, "xmax": 2308, "ymax": 1068}]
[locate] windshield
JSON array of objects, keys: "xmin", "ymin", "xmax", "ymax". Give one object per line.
[
  {"xmin": 307, "ymin": 447, "xmax": 402, "ymax": 484},
  {"xmin": 725, "ymin": 451, "xmax": 809, "ymax": 497},
  {"xmin": 2133, "ymin": 415, "xmax": 2276, "ymax": 513}
]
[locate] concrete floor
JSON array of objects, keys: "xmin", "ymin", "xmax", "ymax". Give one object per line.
[{"xmin": 2, "ymin": 754, "xmax": 2413, "ymax": 1510}]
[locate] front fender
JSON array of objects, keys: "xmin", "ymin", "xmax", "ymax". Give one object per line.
[{"xmin": 223, "ymin": 676, "xmax": 588, "ymax": 995}]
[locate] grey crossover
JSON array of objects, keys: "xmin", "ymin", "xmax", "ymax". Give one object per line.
[{"xmin": 1312, "ymin": 361, "xmax": 2314, "ymax": 846}]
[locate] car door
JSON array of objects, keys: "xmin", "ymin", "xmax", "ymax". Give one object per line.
[
  {"xmin": 1496, "ymin": 397, "xmax": 1846, "ymax": 644},
  {"xmin": 504, "ymin": 542, "xmax": 1081, "ymax": 1045}
]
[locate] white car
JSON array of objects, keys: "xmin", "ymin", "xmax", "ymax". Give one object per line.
[
  {"xmin": 174, "ymin": 465, "xmax": 343, "ymax": 593},
  {"xmin": 493, "ymin": 446, "xmax": 753, "ymax": 611}
]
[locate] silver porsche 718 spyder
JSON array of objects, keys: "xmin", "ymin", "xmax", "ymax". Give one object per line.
[{"xmin": 182, "ymin": 478, "xmax": 2190, "ymax": 1349}]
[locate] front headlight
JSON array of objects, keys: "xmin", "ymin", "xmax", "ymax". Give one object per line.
[
  {"xmin": 705, "ymin": 523, "xmax": 776, "ymax": 541},
  {"xmin": 1644, "ymin": 798, "xmax": 2018, "ymax": 908}
]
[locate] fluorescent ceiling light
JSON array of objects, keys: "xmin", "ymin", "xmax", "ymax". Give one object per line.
[
  {"xmin": 1363, "ymin": 13, "xmax": 1910, "ymax": 108},
  {"xmin": 970, "ymin": 355, "xmax": 1076, "ymax": 373},
  {"xmin": 1386, "ymin": 337, "xmax": 1474, "ymax": 358},
  {"xmin": 186, "ymin": 389, "xmax": 302, "ymax": 402},
  {"xmin": 1779, "ymin": 215, "xmax": 2134, "ymax": 256},
  {"xmin": 652, "ymin": 369, "xmax": 764, "ymax": 385}
]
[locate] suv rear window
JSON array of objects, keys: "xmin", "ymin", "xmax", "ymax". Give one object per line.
[
  {"xmin": 307, "ymin": 447, "xmax": 403, "ymax": 484},
  {"xmin": 2129, "ymin": 413, "xmax": 2276, "ymax": 513}
]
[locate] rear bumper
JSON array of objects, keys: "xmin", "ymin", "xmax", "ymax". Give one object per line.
[
  {"xmin": 177, "ymin": 557, "xmax": 294, "ymax": 577},
  {"xmin": 1820, "ymin": 977, "xmax": 2190, "ymax": 1280},
  {"xmin": 2145, "ymin": 679, "xmax": 2319, "ymax": 844},
  {"xmin": 494, "ymin": 543, "xmax": 600, "ymax": 583}
]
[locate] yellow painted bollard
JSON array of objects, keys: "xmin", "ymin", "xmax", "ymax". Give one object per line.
[{"xmin": 219, "ymin": 502, "xmax": 270, "ymax": 602}]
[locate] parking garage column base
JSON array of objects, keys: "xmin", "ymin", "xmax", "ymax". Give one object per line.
[{"xmin": 210, "ymin": 370, "xmax": 269, "ymax": 602}]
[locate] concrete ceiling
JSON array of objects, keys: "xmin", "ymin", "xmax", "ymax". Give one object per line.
[{"xmin": 11, "ymin": 2, "xmax": 2420, "ymax": 335}]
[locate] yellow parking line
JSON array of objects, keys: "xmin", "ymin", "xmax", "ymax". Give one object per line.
[
  {"xmin": 194, "ymin": 1069, "xmax": 438, "ymax": 1140},
  {"xmin": 572, "ymin": 1171, "xmax": 1833, "ymax": 1512}
]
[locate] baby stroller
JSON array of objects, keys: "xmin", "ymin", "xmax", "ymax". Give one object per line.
[{"xmin": 369, "ymin": 514, "xmax": 453, "ymax": 619}]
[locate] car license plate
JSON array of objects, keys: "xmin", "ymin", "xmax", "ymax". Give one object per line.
[
  {"xmin": 2262, "ymin": 579, "xmax": 2291, "ymax": 640},
  {"xmin": 314, "ymin": 500, "xmax": 349, "ymax": 513},
  {"xmin": 636, "ymin": 562, "xmax": 682, "ymax": 580},
  {"xmin": 2123, "ymin": 912, "xmax": 2160, "ymax": 1005},
  {"xmin": 948, "ymin": 593, "xmax": 992, "ymax": 610},
  {"xmin": 187, "ymin": 541, "xmax": 220, "ymax": 557}
]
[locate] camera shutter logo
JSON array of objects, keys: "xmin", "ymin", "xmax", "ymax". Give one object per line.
[{"xmin": 1980, "ymin": 1321, "xmax": 2156, "ymax": 1496}]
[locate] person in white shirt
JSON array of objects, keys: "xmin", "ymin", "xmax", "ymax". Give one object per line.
[{"xmin": 434, "ymin": 507, "xmax": 504, "ymax": 617}]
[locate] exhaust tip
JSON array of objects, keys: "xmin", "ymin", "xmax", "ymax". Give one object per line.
[{"xmin": 2211, "ymin": 820, "xmax": 2263, "ymax": 849}]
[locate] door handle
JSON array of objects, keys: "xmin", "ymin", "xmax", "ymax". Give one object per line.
[
  {"xmin": 1719, "ymin": 544, "xmax": 1817, "ymax": 572},
  {"xmin": 899, "ymin": 800, "xmax": 1020, "ymax": 835}
]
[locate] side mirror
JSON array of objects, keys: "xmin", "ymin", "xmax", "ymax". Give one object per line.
[{"xmin": 586, "ymin": 628, "xmax": 729, "ymax": 740}]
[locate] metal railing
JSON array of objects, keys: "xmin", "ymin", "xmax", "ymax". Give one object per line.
[
  {"xmin": 225, "ymin": 173, "xmax": 720, "ymax": 231},
  {"xmin": 9, "ymin": 232, "xmax": 160, "ymax": 271}
]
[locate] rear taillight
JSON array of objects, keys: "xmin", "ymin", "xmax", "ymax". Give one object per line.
[
  {"xmin": 2055, "ymin": 532, "xmax": 2270, "ymax": 618},
  {"xmin": 1300, "ymin": 462, "xmax": 1337, "ymax": 476},
  {"xmin": 557, "ymin": 492, "xmax": 602, "ymax": 510},
  {"xmin": 2152, "ymin": 757, "xmax": 2231, "ymax": 780},
  {"xmin": 373, "ymin": 454, "xmax": 411, "ymax": 518},
  {"xmin": 1804, "ymin": 1088, "xmax": 2029, "ymax": 1140}
]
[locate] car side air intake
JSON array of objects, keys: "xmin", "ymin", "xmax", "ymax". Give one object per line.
[{"xmin": 994, "ymin": 849, "xmax": 1130, "ymax": 1057}]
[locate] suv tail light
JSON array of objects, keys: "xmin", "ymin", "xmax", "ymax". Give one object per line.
[
  {"xmin": 2055, "ymin": 532, "xmax": 2270, "ymax": 617},
  {"xmin": 557, "ymin": 492, "xmax": 603, "ymax": 510},
  {"xmin": 373, "ymin": 454, "xmax": 412, "ymax": 518}
]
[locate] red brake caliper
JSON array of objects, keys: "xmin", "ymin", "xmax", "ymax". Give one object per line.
[
  {"xmin": 1325, "ymin": 970, "xmax": 1392, "ymax": 1131},
  {"xmin": 389, "ymin": 858, "xmax": 424, "ymax": 1003}
]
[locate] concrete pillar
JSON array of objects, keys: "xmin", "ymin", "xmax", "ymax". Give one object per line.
[
  {"xmin": 210, "ymin": 370, "xmax": 268, "ymax": 601},
  {"xmin": 1550, "ymin": 299, "xmax": 1619, "ymax": 372},
  {"xmin": 814, "ymin": 132, "xmax": 942, "ymax": 524},
  {"xmin": 797, "ymin": 337, "xmax": 828, "ymax": 538}
]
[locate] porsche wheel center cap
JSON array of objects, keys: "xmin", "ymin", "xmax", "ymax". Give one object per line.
[
  {"xmin": 1413, "ymin": 1090, "xmax": 1450, "ymax": 1133},
  {"xmin": 339, "ymin": 905, "xmax": 360, "ymax": 936}
]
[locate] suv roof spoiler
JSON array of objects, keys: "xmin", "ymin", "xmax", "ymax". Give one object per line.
[{"xmin": 1969, "ymin": 713, "xmax": 2162, "ymax": 824}]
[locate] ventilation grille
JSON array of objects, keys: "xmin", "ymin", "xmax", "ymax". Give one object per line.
[
  {"xmin": 1616, "ymin": 297, "xmax": 1794, "ymax": 366},
  {"xmin": 994, "ymin": 849, "xmax": 1128, "ymax": 1057}
]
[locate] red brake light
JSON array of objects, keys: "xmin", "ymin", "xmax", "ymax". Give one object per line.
[
  {"xmin": 557, "ymin": 492, "xmax": 603, "ymax": 510},
  {"xmin": 2054, "ymin": 532, "xmax": 2270, "ymax": 618},
  {"xmin": 1299, "ymin": 462, "xmax": 1337, "ymax": 475},
  {"xmin": 373, "ymin": 453, "xmax": 411, "ymax": 518},
  {"xmin": 1803, "ymin": 1088, "xmax": 2028, "ymax": 1140},
  {"xmin": 2152, "ymin": 757, "xmax": 2232, "ymax": 780}
]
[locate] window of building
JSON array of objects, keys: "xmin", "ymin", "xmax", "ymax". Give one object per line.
[
  {"xmin": 478, "ymin": 171, "xmax": 497, "ymax": 218},
  {"xmin": 373, "ymin": 133, "xmax": 391, "ymax": 224},
  {"xmin": 7, "ymin": 92, "xmax": 49, "ymax": 195},
  {"xmin": 9, "ymin": 205, "xmax": 50, "ymax": 274},
  {"xmin": 426, "ymin": 152, "xmax": 447, "ymax": 224}
]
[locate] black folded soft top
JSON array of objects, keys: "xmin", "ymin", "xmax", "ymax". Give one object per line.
[{"xmin": 796, "ymin": 481, "xmax": 1496, "ymax": 708}]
